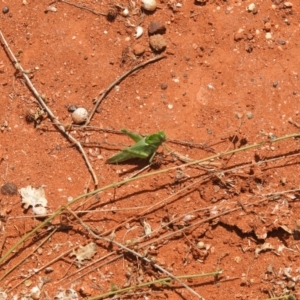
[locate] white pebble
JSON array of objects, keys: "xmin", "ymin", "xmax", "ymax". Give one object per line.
[
  {"xmin": 45, "ymin": 5, "xmax": 57, "ymax": 12},
  {"xmin": 265, "ymin": 32, "xmax": 272, "ymax": 39},
  {"xmin": 30, "ymin": 286, "xmax": 41, "ymax": 300},
  {"xmin": 207, "ymin": 83, "xmax": 215, "ymax": 90},
  {"xmin": 284, "ymin": 2, "xmax": 293, "ymax": 8},
  {"xmin": 141, "ymin": 0, "xmax": 157, "ymax": 11},
  {"xmin": 72, "ymin": 107, "xmax": 88, "ymax": 124},
  {"xmin": 122, "ymin": 8, "xmax": 129, "ymax": 16},
  {"xmin": 246, "ymin": 3, "xmax": 255, "ymax": 11},
  {"xmin": 167, "ymin": 104, "xmax": 173, "ymax": 109},
  {"xmin": 134, "ymin": 26, "xmax": 143, "ymax": 39}
]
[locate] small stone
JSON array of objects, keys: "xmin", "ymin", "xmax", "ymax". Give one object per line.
[
  {"xmin": 246, "ymin": 45, "xmax": 253, "ymax": 53},
  {"xmin": 72, "ymin": 107, "xmax": 88, "ymax": 124},
  {"xmin": 45, "ymin": 5, "xmax": 57, "ymax": 13},
  {"xmin": 264, "ymin": 22, "xmax": 271, "ymax": 32},
  {"xmin": 234, "ymin": 29, "xmax": 245, "ymax": 42},
  {"xmin": 265, "ymin": 32, "xmax": 272, "ymax": 39},
  {"xmin": 273, "ymin": 81, "xmax": 278, "ymax": 87},
  {"xmin": 283, "ymin": 2, "xmax": 293, "ymax": 8},
  {"xmin": 106, "ymin": 7, "xmax": 117, "ymax": 21},
  {"xmin": 161, "ymin": 83, "xmax": 168, "ymax": 90},
  {"xmin": 197, "ymin": 241, "xmax": 205, "ymax": 249},
  {"xmin": 79, "ymin": 285, "xmax": 92, "ymax": 297},
  {"xmin": 246, "ymin": 111, "xmax": 254, "ymax": 119},
  {"xmin": 149, "ymin": 34, "xmax": 167, "ymax": 52},
  {"xmin": 133, "ymin": 44, "xmax": 145, "ymax": 56},
  {"xmin": 277, "ymin": 40, "xmax": 286, "ymax": 45},
  {"xmin": 192, "ymin": 43, "xmax": 198, "ymax": 49},
  {"xmin": 2, "ymin": 7, "xmax": 9, "ymax": 14},
  {"xmin": 246, "ymin": 3, "xmax": 255, "ymax": 12},
  {"xmin": 195, "ymin": 0, "xmax": 208, "ymax": 4},
  {"xmin": 45, "ymin": 267, "xmax": 54, "ymax": 274},
  {"xmin": 247, "ymin": 33, "xmax": 254, "ymax": 40},
  {"xmin": 68, "ymin": 105, "xmax": 77, "ymax": 113},
  {"xmin": 148, "ymin": 21, "xmax": 166, "ymax": 35},
  {"xmin": 1, "ymin": 182, "xmax": 17, "ymax": 195}
]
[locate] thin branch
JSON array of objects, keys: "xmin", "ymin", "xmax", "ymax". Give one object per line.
[
  {"xmin": 0, "ymin": 30, "xmax": 98, "ymax": 185},
  {"xmin": 58, "ymin": 0, "xmax": 107, "ymax": 16},
  {"xmin": 66, "ymin": 207, "xmax": 205, "ymax": 300},
  {"xmin": 84, "ymin": 55, "xmax": 166, "ymax": 126},
  {"xmin": 1, "ymin": 132, "xmax": 299, "ymax": 266},
  {"xmin": 90, "ymin": 271, "xmax": 222, "ymax": 300}
]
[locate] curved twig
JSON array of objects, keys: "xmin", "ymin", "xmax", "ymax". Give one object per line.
[{"xmin": 84, "ymin": 55, "xmax": 167, "ymax": 126}]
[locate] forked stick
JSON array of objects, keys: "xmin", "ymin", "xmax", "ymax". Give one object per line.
[{"xmin": 0, "ymin": 30, "xmax": 99, "ymax": 185}]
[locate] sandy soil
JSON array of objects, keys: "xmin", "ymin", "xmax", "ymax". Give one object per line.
[{"xmin": 1, "ymin": 0, "xmax": 300, "ymax": 299}]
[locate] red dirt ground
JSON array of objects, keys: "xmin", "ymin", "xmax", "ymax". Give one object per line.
[{"xmin": 1, "ymin": 0, "xmax": 300, "ymax": 299}]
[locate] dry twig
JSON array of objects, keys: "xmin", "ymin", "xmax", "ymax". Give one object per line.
[
  {"xmin": 0, "ymin": 30, "xmax": 99, "ymax": 185},
  {"xmin": 66, "ymin": 207, "xmax": 205, "ymax": 299},
  {"xmin": 58, "ymin": 0, "xmax": 107, "ymax": 16}
]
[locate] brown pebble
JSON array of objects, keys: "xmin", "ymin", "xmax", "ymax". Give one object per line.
[
  {"xmin": 234, "ymin": 29, "xmax": 245, "ymax": 42},
  {"xmin": 264, "ymin": 22, "xmax": 271, "ymax": 32},
  {"xmin": 133, "ymin": 44, "xmax": 145, "ymax": 56},
  {"xmin": 106, "ymin": 7, "xmax": 117, "ymax": 21},
  {"xmin": 149, "ymin": 34, "xmax": 167, "ymax": 52},
  {"xmin": 247, "ymin": 33, "xmax": 254, "ymax": 40},
  {"xmin": 2, "ymin": 7, "xmax": 9, "ymax": 14},
  {"xmin": 1, "ymin": 182, "xmax": 18, "ymax": 195},
  {"xmin": 148, "ymin": 21, "xmax": 166, "ymax": 35}
]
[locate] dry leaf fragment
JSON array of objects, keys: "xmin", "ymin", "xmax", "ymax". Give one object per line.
[
  {"xmin": 0, "ymin": 290, "xmax": 7, "ymax": 300},
  {"xmin": 255, "ymin": 242, "xmax": 274, "ymax": 258},
  {"xmin": 55, "ymin": 289, "xmax": 78, "ymax": 300},
  {"xmin": 19, "ymin": 186, "xmax": 48, "ymax": 215},
  {"xmin": 70, "ymin": 242, "xmax": 97, "ymax": 267},
  {"xmin": 141, "ymin": 219, "xmax": 152, "ymax": 237}
]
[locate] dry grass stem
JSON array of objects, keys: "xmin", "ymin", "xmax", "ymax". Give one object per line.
[{"xmin": 66, "ymin": 207, "xmax": 206, "ymax": 299}]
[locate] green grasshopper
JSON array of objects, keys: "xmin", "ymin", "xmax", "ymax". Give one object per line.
[{"xmin": 107, "ymin": 128, "xmax": 166, "ymax": 164}]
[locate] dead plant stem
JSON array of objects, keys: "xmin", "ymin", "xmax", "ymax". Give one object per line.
[
  {"xmin": 139, "ymin": 196, "xmax": 275, "ymax": 250},
  {"xmin": 0, "ymin": 132, "xmax": 299, "ymax": 266},
  {"xmin": 0, "ymin": 29, "xmax": 98, "ymax": 185},
  {"xmin": 66, "ymin": 207, "xmax": 206, "ymax": 300},
  {"xmin": 4, "ymin": 228, "xmax": 57, "ymax": 291},
  {"xmin": 89, "ymin": 271, "xmax": 222, "ymax": 300},
  {"xmin": 60, "ymin": 254, "xmax": 121, "ymax": 284}
]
